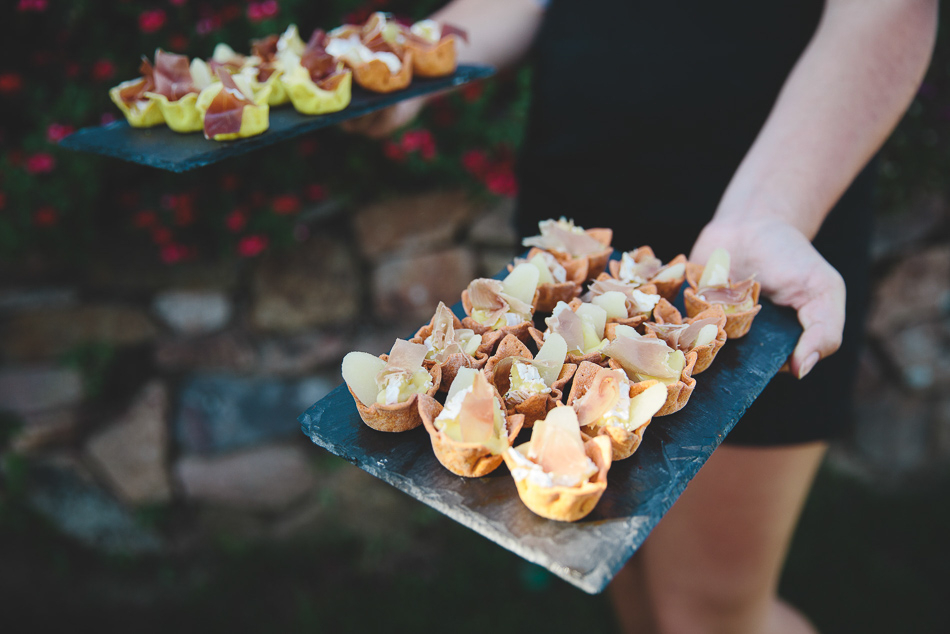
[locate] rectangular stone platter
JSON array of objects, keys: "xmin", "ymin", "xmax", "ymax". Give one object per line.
[
  {"xmin": 59, "ymin": 65, "xmax": 494, "ymax": 173},
  {"xmin": 299, "ymin": 282, "xmax": 800, "ymax": 594}
]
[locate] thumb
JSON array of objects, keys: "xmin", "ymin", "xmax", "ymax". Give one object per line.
[{"xmin": 788, "ymin": 272, "xmax": 846, "ymax": 379}]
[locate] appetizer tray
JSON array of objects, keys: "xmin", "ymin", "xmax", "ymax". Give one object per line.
[
  {"xmin": 59, "ymin": 64, "xmax": 494, "ymax": 173},
  {"xmin": 298, "ymin": 270, "xmax": 801, "ymax": 595}
]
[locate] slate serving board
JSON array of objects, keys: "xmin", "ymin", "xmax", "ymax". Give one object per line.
[
  {"xmin": 299, "ymin": 282, "xmax": 801, "ymax": 594},
  {"xmin": 59, "ymin": 65, "xmax": 494, "ymax": 173}
]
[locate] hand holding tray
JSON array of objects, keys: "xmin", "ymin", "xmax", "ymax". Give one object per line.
[{"xmin": 298, "ymin": 285, "xmax": 800, "ymax": 594}]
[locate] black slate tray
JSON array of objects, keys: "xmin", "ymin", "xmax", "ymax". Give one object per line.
[
  {"xmin": 59, "ymin": 65, "xmax": 494, "ymax": 173},
  {"xmin": 299, "ymin": 284, "xmax": 800, "ymax": 594}
]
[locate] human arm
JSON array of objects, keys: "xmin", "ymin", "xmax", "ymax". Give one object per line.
[
  {"xmin": 691, "ymin": 0, "xmax": 938, "ymax": 378},
  {"xmin": 342, "ymin": 0, "xmax": 545, "ymax": 137}
]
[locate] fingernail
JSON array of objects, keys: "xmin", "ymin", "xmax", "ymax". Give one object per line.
[{"xmin": 798, "ymin": 352, "xmax": 820, "ymax": 379}]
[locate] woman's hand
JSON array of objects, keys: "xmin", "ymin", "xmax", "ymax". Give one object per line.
[
  {"xmin": 690, "ymin": 218, "xmax": 845, "ymax": 380},
  {"xmin": 340, "ymin": 96, "xmax": 427, "ymax": 139}
]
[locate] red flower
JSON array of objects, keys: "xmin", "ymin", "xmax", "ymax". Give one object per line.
[
  {"xmin": 25, "ymin": 153, "xmax": 56, "ymax": 174},
  {"xmin": 485, "ymin": 168, "xmax": 518, "ymax": 198},
  {"xmin": 17, "ymin": 0, "xmax": 48, "ymax": 12},
  {"xmin": 118, "ymin": 190, "xmax": 140, "ymax": 209},
  {"xmin": 160, "ymin": 193, "xmax": 177, "ymax": 210},
  {"xmin": 33, "ymin": 206, "xmax": 58, "ymax": 227},
  {"xmin": 238, "ymin": 234, "xmax": 269, "ymax": 257},
  {"xmin": 65, "ymin": 62, "xmax": 81, "ymax": 79},
  {"xmin": 305, "ymin": 184, "xmax": 327, "ymax": 202},
  {"xmin": 250, "ymin": 191, "xmax": 266, "ymax": 206},
  {"xmin": 0, "ymin": 73, "xmax": 22, "ymax": 94},
  {"xmin": 174, "ymin": 193, "xmax": 195, "ymax": 226},
  {"xmin": 134, "ymin": 210, "xmax": 158, "ymax": 228},
  {"xmin": 170, "ymin": 0, "xmax": 187, "ymax": 6},
  {"xmin": 343, "ymin": 9, "xmax": 371, "ymax": 25},
  {"xmin": 91, "ymin": 59, "xmax": 115, "ymax": 82},
  {"xmin": 272, "ymin": 194, "xmax": 301, "ymax": 215},
  {"xmin": 297, "ymin": 138, "xmax": 318, "ymax": 157},
  {"xmin": 219, "ymin": 5, "xmax": 242, "ymax": 22},
  {"xmin": 160, "ymin": 243, "xmax": 190, "ymax": 264},
  {"xmin": 101, "ymin": 113, "xmax": 117, "ymax": 126},
  {"xmin": 46, "ymin": 123, "xmax": 74, "ymax": 143},
  {"xmin": 139, "ymin": 9, "xmax": 167, "ymax": 34},
  {"xmin": 460, "ymin": 81, "xmax": 483, "ymax": 102},
  {"xmin": 383, "ymin": 141, "xmax": 405, "ymax": 162},
  {"xmin": 461, "ymin": 149, "xmax": 489, "ymax": 176},
  {"xmin": 225, "ymin": 208, "xmax": 247, "ymax": 232},
  {"xmin": 168, "ymin": 34, "xmax": 189, "ymax": 51},
  {"xmin": 220, "ymin": 173, "xmax": 239, "ymax": 191},
  {"xmin": 151, "ymin": 227, "xmax": 173, "ymax": 245},
  {"xmin": 246, "ymin": 0, "xmax": 279, "ymax": 23},
  {"xmin": 431, "ymin": 102, "xmax": 456, "ymax": 127}
]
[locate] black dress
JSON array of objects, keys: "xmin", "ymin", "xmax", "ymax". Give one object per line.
[{"xmin": 517, "ymin": 0, "xmax": 873, "ymax": 445}]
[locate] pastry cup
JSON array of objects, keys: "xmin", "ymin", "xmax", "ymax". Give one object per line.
[
  {"xmin": 485, "ymin": 334, "xmax": 576, "ymax": 428},
  {"xmin": 418, "ymin": 393, "xmax": 524, "ymax": 477},
  {"xmin": 510, "ymin": 248, "xmax": 583, "ymax": 313},
  {"xmin": 351, "ymin": 51, "xmax": 413, "ymax": 93},
  {"xmin": 684, "ymin": 262, "xmax": 762, "ymax": 339},
  {"xmin": 410, "ymin": 312, "xmax": 492, "ymax": 393},
  {"xmin": 548, "ymin": 228, "xmax": 614, "ymax": 283},
  {"xmin": 195, "ymin": 84, "xmax": 271, "ymax": 141},
  {"xmin": 460, "ymin": 288, "xmax": 533, "ymax": 351},
  {"xmin": 109, "ymin": 81, "xmax": 164, "ymax": 128},
  {"xmin": 605, "ymin": 348, "xmax": 698, "ymax": 417},
  {"xmin": 502, "ymin": 434, "xmax": 612, "ymax": 522},
  {"xmin": 588, "ymin": 280, "xmax": 658, "ymax": 327},
  {"xmin": 528, "ymin": 325, "xmax": 608, "ymax": 369},
  {"xmin": 347, "ymin": 361, "xmax": 441, "ymax": 432},
  {"xmin": 608, "ymin": 246, "xmax": 688, "ymax": 302},
  {"xmin": 145, "ymin": 92, "xmax": 203, "ymax": 133},
  {"xmin": 282, "ymin": 65, "xmax": 352, "ymax": 115},
  {"xmin": 650, "ymin": 298, "xmax": 727, "ymax": 374},
  {"xmin": 255, "ymin": 70, "xmax": 290, "ymax": 106},
  {"xmin": 567, "ymin": 361, "xmax": 660, "ymax": 461},
  {"xmin": 404, "ymin": 36, "xmax": 456, "ymax": 77}
]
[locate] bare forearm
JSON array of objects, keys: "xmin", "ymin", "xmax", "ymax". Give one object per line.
[
  {"xmin": 432, "ymin": 0, "xmax": 545, "ymax": 69},
  {"xmin": 713, "ymin": 0, "xmax": 938, "ymax": 239}
]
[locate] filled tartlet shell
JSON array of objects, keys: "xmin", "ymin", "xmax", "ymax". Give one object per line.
[
  {"xmin": 145, "ymin": 92, "xmax": 203, "ymax": 133},
  {"xmin": 566, "ymin": 361, "xmax": 657, "ymax": 460},
  {"xmin": 282, "ymin": 67, "xmax": 352, "ymax": 115},
  {"xmin": 484, "ymin": 334, "xmax": 576, "ymax": 428},
  {"xmin": 509, "ymin": 248, "xmax": 583, "ymax": 312},
  {"xmin": 411, "ymin": 317, "xmax": 492, "ymax": 392},
  {"xmin": 351, "ymin": 52, "xmax": 413, "ymax": 93},
  {"xmin": 545, "ymin": 228, "xmax": 614, "ymax": 283},
  {"xmin": 109, "ymin": 82, "xmax": 165, "ymax": 128},
  {"xmin": 418, "ymin": 393, "xmax": 524, "ymax": 478},
  {"xmin": 502, "ymin": 435, "xmax": 612, "ymax": 522},
  {"xmin": 651, "ymin": 299, "xmax": 728, "ymax": 374},
  {"xmin": 460, "ymin": 289, "xmax": 533, "ymax": 350},
  {"xmin": 577, "ymin": 286, "xmax": 655, "ymax": 327},
  {"xmin": 527, "ymin": 327, "xmax": 608, "ymax": 369},
  {"xmin": 608, "ymin": 247, "xmax": 687, "ymax": 302},
  {"xmin": 606, "ymin": 349, "xmax": 697, "ymax": 417},
  {"xmin": 684, "ymin": 262, "xmax": 762, "ymax": 339},
  {"xmin": 347, "ymin": 362, "xmax": 441, "ymax": 432},
  {"xmin": 404, "ymin": 37, "xmax": 456, "ymax": 77}
]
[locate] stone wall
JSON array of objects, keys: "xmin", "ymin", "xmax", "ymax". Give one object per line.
[{"xmin": 1, "ymin": 189, "xmax": 947, "ymax": 553}]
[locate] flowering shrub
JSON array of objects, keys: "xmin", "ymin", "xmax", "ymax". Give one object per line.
[{"xmin": 0, "ymin": 0, "xmax": 529, "ymax": 266}]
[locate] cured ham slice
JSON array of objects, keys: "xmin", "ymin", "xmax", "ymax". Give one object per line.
[
  {"xmin": 523, "ymin": 219, "xmax": 608, "ymax": 257},
  {"xmin": 605, "ymin": 335, "xmax": 679, "ymax": 379},
  {"xmin": 545, "ymin": 303, "xmax": 585, "ymax": 354},
  {"xmin": 699, "ymin": 277, "xmax": 757, "ymax": 309},
  {"xmin": 584, "ymin": 278, "xmax": 659, "ymax": 315},
  {"xmin": 457, "ymin": 372, "xmax": 495, "ymax": 444},
  {"xmin": 646, "ymin": 318, "xmax": 720, "ymax": 352},
  {"xmin": 376, "ymin": 339, "xmax": 429, "ymax": 387},
  {"xmin": 574, "ymin": 368, "xmax": 622, "ymax": 427},
  {"xmin": 528, "ymin": 407, "xmax": 598, "ymax": 487},
  {"xmin": 425, "ymin": 302, "xmax": 468, "ymax": 361},
  {"xmin": 153, "ymin": 49, "xmax": 196, "ymax": 101},
  {"xmin": 202, "ymin": 68, "xmax": 255, "ymax": 139},
  {"xmin": 467, "ymin": 278, "xmax": 532, "ymax": 326}
]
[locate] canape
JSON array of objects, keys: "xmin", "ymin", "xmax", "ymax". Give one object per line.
[
  {"xmin": 604, "ymin": 324, "xmax": 698, "ymax": 416},
  {"xmin": 109, "ymin": 57, "xmax": 165, "ymax": 128},
  {"xmin": 485, "ymin": 333, "xmax": 575, "ymax": 428},
  {"xmin": 608, "ymin": 246, "xmax": 688, "ymax": 302},
  {"xmin": 195, "ymin": 69, "xmax": 271, "ymax": 141},
  {"xmin": 684, "ymin": 248, "xmax": 762, "ymax": 338},
  {"xmin": 509, "ymin": 248, "xmax": 582, "ymax": 313},
  {"xmin": 567, "ymin": 361, "xmax": 667, "ymax": 460},
  {"xmin": 646, "ymin": 299, "xmax": 727, "ymax": 374},
  {"xmin": 341, "ymin": 339, "xmax": 441, "ymax": 432},
  {"xmin": 145, "ymin": 49, "xmax": 211, "ymax": 133},
  {"xmin": 522, "ymin": 218, "xmax": 613, "ymax": 282},
  {"xmin": 583, "ymin": 277, "xmax": 661, "ymax": 326},
  {"xmin": 327, "ymin": 15, "xmax": 412, "ymax": 93},
  {"xmin": 410, "ymin": 301, "xmax": 491, "ymax": 392},
  {"xmin": 461, "ymin": 262, "xmax": 540, "ymax": 349},
  {"xmin": 400, "ymin": 18, "xmax": 468, "ymax": 77},
  {"xmin": 529, "ymin": 299, "xmax": 611, "ymax": 367},
  {"xmin": 502, "ymin": 406, "xmax": 612, "ymax": 522},
  {"xmin": 418, "ymin": 368, "xmax": 524, "ymax": 478},
  {"xmin": 280, "ymin": 28, "xmax": 352, "ymax": 115}
]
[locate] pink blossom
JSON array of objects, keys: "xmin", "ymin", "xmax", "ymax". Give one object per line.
[
  {"xmin": 461, "ymin": 149, "xmax": 489, "ymax": 176},
  {"xmin": 33, "ymin": 206, "xmax": 58, "ymax": 227},
  {"xmin": 225, "ymin": 208, "xmax": 247, "ymax": 232},
  {"xmin": 246, "ymin": 0, "xmax": 279, "ymax": 23},
  {"xmin": 170, "ymin": 0, "xmax": 187, "ymax": 6},
  {"xmin": 238, "ymin": 234, "xmax": 269, "ymax": 257},
  {"xmin": 160, "ymin": 243, "xmax": 190, "ymax": 264},
  {"xmin": 485, "ymin": 168, "xmax": 518, "ymax": 198},
  {"xmin": 272, "ymin": 194, "xmax": 301, "ymax": 215},
  {"xmin": 196, "ymin": 17, "xmax": 221, "ymax": 35},
  {"xmin": 17, "ymin": 0, "xmax": 48, "ymax": 12},
  {"xmin": 134, "ymin": 210, "xmax": 158, "ymax": 229},
  {"xmin": 305, "ymin": 184, "xmax": 327, "ymax": 202},
  {"xmin": 91, "ymin": 59, "xmax": 116, "ymax": 82},
  {"xmin": 139, "ymin": 9, "xmax": 167, "ymax": 34},
  {"xmin": 101, "ymin": 112, "xmax": 118, "ymax": 126},
  {"xmin": 383, "ymin": 141, "xmax": 405, "ymax": 162},
  {"xmin": 25, "ymin": 153, "xmax": 56, "ymax": 174},
  {"xmin": 0, "ymin": 73, "xmax": 23, "ymax": 94},
  {"xmin": 46, "ymin": 123, "xmax": 75, "ymax": 143}
]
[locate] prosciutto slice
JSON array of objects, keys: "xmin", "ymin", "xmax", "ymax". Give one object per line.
[
  {"xmin": 646, "ymin": 318, "xmax": 719, "ymax": 351},
  {"xmin": 467, "ymin": 278, "xmax": 532, "ymax": 325},
  {"xmin": 619, "ymin": 252, "xmax": 662, "ymax": 283},
  {"xmin": 522, "ymin": 219, "xmax": 607, "ymax": 257},
  {"xmin": 584, "ymin": 278, "xmax": 659, "ymax": 314},
  {"xmin": 203, "ymin": 68, "xmax": 255, "ymax": 139},
  {"xmin": 699, "ymin": 277, "xmax": 756, "ymax": 308},
  {"xmin": 545, "ymin": 303, "xmax": 585, "ymax": 354},
  {"xmin": 299, "ymin": 28, "xmax": 348, "ymax": 90},
  {"xmin": 117, "ymin": 57, "xmax": 157, "ymax": 106},
  {"xmin": 427, "ymin": 302, "xmax": 468, "ymax": 362},
  {"xmin": 574, "ymin": 368, "xmax": 623, "ymax": 427},
  {"xmin": 458, "ymin": 372, "xmax": 496, "ymax": 444},
  {"xmin": 153, "ymin": 50, "xmax": 196, "ymax": 101},
  {"xmin": 528, "ymin": 407, "xmax": 596, "ymax": 486},
  {"xmin": 605, "ymin": 335, "xmax": 678, "ymax": 379}
]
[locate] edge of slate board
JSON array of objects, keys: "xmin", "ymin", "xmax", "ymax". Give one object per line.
[
  {"xmin": 298, "ymin": 285, "xmax": 801, "ymax": 595},
  {"xmin": 59, "ymin": 65, "xmax": 494, "ymax": 173}
]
